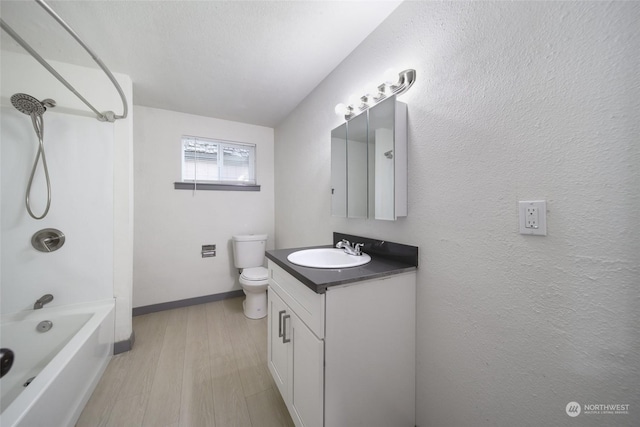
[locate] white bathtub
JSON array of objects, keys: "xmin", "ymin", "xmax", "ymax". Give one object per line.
[{"xmin": 0, "ymin": 299, "xmax": 115, "ymax": 427}]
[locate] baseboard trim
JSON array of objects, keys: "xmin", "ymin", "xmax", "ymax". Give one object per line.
[
  {"xmin": 114, "ymin": 331, "xmax": 135, "ymax": 355},
  {"xmin": 132, "ymin": 290, "xmax": 245, "ymax": 317}
]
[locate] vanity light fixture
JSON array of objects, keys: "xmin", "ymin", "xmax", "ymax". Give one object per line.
[{"xmin": 334, "ymin": 68, "xmax": 416, "ymax": 120}]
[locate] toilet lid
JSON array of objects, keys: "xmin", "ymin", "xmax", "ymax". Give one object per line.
[{"xmin": 241, "ymin": 266, "xmax": 268, "ymax": 281}]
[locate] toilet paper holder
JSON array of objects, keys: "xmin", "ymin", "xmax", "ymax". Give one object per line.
[{"xmin": 201, "ymin": 244, "xmax": 216, "ymax": 258}]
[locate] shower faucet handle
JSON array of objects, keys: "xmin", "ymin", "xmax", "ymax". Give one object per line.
[
  {"xmin": 41, "ymin": 235, "xmax": 62, "ymax": 251},
  {"xmin": 32, "ymin": 229, "xmax": 65, "ymax": 253}
]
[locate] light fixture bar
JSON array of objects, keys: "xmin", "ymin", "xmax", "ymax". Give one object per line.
[{"xmin": 335, "ymin": 69, "xmax": 416, "ymax": 120}]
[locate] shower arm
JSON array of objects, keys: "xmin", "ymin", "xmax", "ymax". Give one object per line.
[{"xmin": 0, "ymin": 0, "xmax": 128, "ymax": 122}]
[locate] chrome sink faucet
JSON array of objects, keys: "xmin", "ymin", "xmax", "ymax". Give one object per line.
[
  {"xmin": 336, "ymin": 239, "xmax": 364, "ymax": 256},
  {"xmin": 34, "ymin": 294, "xmax": 53, "ymax": 310}
]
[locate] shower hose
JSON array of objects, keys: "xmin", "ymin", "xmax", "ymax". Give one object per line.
[{"xmin": 26, "ymin": 112, "xmax": 52, "ymax": 220}]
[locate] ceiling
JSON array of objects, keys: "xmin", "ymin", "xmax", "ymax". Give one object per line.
[{"xmin": 0, "ymin": 0, "xmax": 402, "ymax": 127}]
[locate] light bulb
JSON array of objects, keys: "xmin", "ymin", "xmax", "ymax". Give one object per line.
[
  {"xmin": 348, "ymin": 93, "xmax": 360, "ymax": 107},
  {"xmin": 335, "ymin": 103, "xmax": 347, "ymax": 115},
  {"xmin": 383, "ymin": 68, "xmax": 398, "ymax": 86},
  {"xmin": 365, "ymin": 82, "xmax": 380, "ymax": 99}
]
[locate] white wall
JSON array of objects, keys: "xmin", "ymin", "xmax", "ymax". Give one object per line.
[
  {"xmin": 0, "ymin": 51, "xmax": 134, "ymax": 343},
  {"xmin": 274, "ymin": 2, "xmax": 640, "ymax": 426},
  {"xmin": 133, "ymin": 106, "xmax": 274, "ymax": 308}
]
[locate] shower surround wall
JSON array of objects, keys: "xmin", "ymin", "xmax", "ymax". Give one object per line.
[
  {"xmin": 1, "ymin": 108, "xmax": 113, "ymax": 305},
  {"xmin": 274, "ymin": 2, "xmax": 640, "ymax": 427},
  {"xmin": 1, "ymin": 51, "xmax": 134, "ymax": 345}
]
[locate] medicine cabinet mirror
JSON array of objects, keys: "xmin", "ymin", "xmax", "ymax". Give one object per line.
[
  {"xmin": 331, "ymin": 95, "xmax": 407, "ymax": 220},
  {"xmin": 330, "ymin": 124, "xmax": 347, "ymax": 217},
  {"xmin": 347, "ymin": 112, "xmax": 368, "ymax": 218}
]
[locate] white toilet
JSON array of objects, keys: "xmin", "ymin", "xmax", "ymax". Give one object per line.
[{"xmin": 232, "ymin": 234, "xmax": 269, "ymax": 319}]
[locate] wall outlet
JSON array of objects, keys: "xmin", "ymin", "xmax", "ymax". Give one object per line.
[
  {"xmin": 519, "ymin": 201, "xmax": 547, "ymax": 236},
  {"xmin": 525, "ymin": 206, "xmax": 539, "ymax": 229}
]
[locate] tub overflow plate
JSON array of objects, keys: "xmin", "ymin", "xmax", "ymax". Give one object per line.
[{"xmin": 36, "ymin": 320, "xmax": 53, "ymax": 332}]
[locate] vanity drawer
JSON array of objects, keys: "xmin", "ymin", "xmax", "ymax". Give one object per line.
[{"xmin": 268, "ymin": 260, "xmax": 325, "ymax": 339}]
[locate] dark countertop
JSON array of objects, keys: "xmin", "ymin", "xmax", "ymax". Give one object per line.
[{"xmin": 266, "ymin": 245, "xmax": 417, "ymax": 294}]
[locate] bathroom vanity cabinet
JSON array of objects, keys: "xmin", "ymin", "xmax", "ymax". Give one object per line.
[{"xmin": 267, "ymin": 260, "xmax": 416, "ymax": 427}]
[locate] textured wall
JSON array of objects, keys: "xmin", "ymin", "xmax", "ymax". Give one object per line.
[
  {"xmin": 133, "ymin": 106, "xmax": 274, "ymax": 308},
  {"xmin": 274, "ymin": 2, "xmax": 640, "ymax": 426}
]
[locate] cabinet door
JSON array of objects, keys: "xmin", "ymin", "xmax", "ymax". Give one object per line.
[
  {"xmin": 368, "ymin": 96, "xmax": 407, "ymax": 220},
  {"xmin": 267, "ymin": 288, "xmax": 289, "ymax": 400},
  {"xmin": 346, "ymin": 112, "xmax": 368, "ymax": 219},
  {"xmin": 289, "ymin": 313, "xmax": 324, "ymax": 427}
]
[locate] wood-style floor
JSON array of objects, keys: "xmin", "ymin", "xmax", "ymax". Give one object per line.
[{"xmin": 76, "ymin": 297, "xmax": 294, "ymax": 427}]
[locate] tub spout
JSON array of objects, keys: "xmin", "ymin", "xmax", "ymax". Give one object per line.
[{"xmin": 34, "ymin": 294, "xmax": 53, "ymax": 310}]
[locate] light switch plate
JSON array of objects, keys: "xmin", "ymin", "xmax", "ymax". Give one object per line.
[{"xmin": 519, "ymin": 200, "xmax": 547, "ymax": 236}]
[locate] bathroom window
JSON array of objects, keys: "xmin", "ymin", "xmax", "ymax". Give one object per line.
[{"xmin": 176, "ymin": 136, "xmax": 259, "ymax": 191}]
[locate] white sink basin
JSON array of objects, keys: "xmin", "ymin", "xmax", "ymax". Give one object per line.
[{"xmin": 287, "ymin": 248, "xmax": 371, "ymax": 269}]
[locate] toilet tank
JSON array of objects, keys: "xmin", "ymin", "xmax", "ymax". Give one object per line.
[{"xmin": 232, "ymin": 234, "xmax": 268, "ymax": 268}]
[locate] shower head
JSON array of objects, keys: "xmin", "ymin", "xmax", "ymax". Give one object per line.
[
  {"xmin": 11, "ymin": 93, "xmax": 56, "ymax": 220},
  {"xmin": 10, "ymin": 93, "xmax": 54, "ymax": 116}
]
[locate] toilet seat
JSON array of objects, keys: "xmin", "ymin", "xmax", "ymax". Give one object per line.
[{"xmin": 241, "ymin": 266, "xmax": 268, "ymax": 281}]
